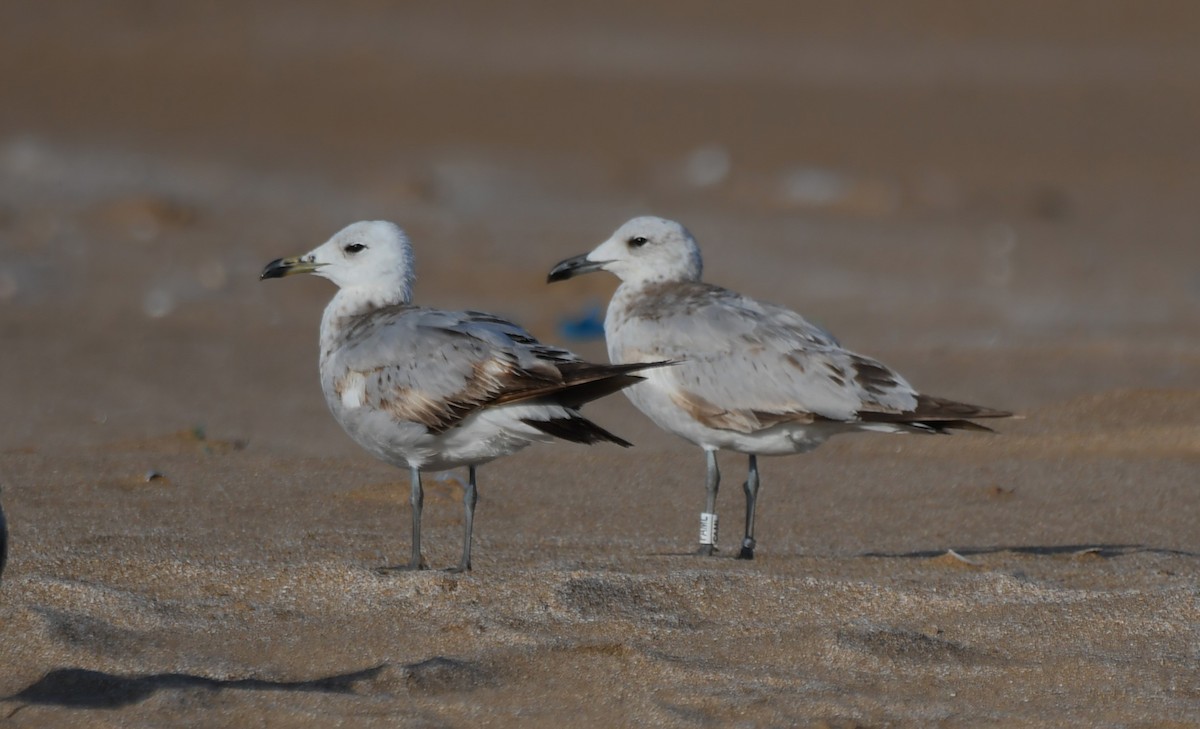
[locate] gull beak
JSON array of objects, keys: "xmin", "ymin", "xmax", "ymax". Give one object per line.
[
  {"xmin": 260, "ymin": 255, "xmax": 322, "ymax": 280},
  {"xmin": 547, "ymin": 254, "xmax": 606, "ymax": 283}
]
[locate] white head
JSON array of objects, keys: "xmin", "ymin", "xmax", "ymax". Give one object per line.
[
  {"xmin": 261, "ymin": 220, "xmax": 416, "ymax": 303},
  {"xmin": 548, "ymin": 216, "xmax": 704, "ymax": 288}
]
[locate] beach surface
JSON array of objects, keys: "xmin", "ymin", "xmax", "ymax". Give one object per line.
[{"xmin": 0, "ymin": 2, "xmax": 1197, "ymax": 726}]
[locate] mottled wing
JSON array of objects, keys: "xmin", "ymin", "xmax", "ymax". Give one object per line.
[
  {"xmin": 613, "ymin": 283, "xmax": 921, "ymax": 432},
  {"xmin": 329, "ymin": 306, "xmax": 578, "ymax": 434}
]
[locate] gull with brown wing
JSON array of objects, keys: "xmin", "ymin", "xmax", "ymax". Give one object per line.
[
  {"xmin": 263, "ymin": 221, "xmax": 663, "ymax": 571},
  {"xmin": 549, "ymin": 216, "xmax": 1011, "ymax": 559}
]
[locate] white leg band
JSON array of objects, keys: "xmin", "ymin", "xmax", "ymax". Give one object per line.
[{"xmin": 699, "ymin": 512, "xmax": 719, "ymax": 545}]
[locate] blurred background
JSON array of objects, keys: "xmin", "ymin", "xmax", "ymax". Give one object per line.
[{"xmin": 1, "ymin": 1, "xmax": 1198, "ymax": 455}]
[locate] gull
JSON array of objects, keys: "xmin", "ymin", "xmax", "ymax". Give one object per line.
[
  {"xmin": 262, "ymin": 221, "xmax": 661, "ymax": 571},
  {"xmin": 549, "ymin": 216, "xmax": 1011, "ymax": 559}
]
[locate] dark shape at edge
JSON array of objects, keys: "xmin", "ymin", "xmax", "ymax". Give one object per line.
[
  {"xmin": 6, "ymin": 664, "xmax": 389, "ymax": 710},
  {"xmin": 0, "ymin": 493, "xmax": 7, "ymax": 585}
]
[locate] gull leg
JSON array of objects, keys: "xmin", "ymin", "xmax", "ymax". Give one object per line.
[
  {"xmin": 407, "ymin": 466, "xmax": 428, "ymax": 570},
  {"xmin": 738, "ymin": 454, "xmax": 760, "ymax": 560},
  {"xmin": 449, "ymin": 466, "xmax": 478, "ymax": 573},
  {"xmin": 696, "ymin": 449, "xmax": 720, "ymax": 556}
]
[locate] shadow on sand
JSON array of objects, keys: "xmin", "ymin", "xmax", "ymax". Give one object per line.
[
  {"xmin": 4, "ymin": 664, "xmax": 388, "ymax": 711},
  {"xmin": 4, "ymin": 656, "xmax": 490, "ymax": 714},
  {"xmin": 861, "ymin": 543, "xmax": 1199, "ymax": 559}
]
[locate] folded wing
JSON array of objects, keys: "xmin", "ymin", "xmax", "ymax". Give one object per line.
[
  {"xmin": 329, "ymin": 306, "xmax": 655, "ymax": 439},
  {"xmin": 615, "ymin": 283, "xmax": 1008, "ymax": 433}
]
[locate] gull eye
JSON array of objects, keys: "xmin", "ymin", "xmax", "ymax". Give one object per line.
[
  {"xmin": 628, "ymin": 236, "xmax": 648, "ymax": 249},
  {"xmin": 343, "ymin": 243, "xmax": 366, "ymax": 254}
]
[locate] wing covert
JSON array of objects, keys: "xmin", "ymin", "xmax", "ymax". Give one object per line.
[
  {"xmin": 613, "ymin": 283, "xmax": 920, "ymax": 432},
  {"xmin": 328, "ymin": 306, "xmax": 574, "ymax": 433}
]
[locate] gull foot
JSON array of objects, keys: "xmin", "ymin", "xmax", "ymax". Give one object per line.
[
  {"xmin": 375, "ymin": 558, "xmax": 429, "ymax": 574},
  {"xmin": 737, "ymin": 538, "xmax": 756, "ymax": 560}
]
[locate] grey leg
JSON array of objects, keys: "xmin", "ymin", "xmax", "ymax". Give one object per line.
[
  {"xmin": 738, "ymin": 454, "xmax": 760, "ymax": 560},
  {"xmin": 449, "ymin": 466, "xmax": 478, "ymax": 572},
  {"xmin": 408, "ymin": 466, "xmax": 427, "ymax": 570},
  {"xmin": 696, "ymin": 449, "xmax": 720, "ymax": 556}
]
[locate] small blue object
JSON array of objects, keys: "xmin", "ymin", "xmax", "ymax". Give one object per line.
[{"xmin": 557, "ymin": 303, "xmax": 605, "ymax": 341}]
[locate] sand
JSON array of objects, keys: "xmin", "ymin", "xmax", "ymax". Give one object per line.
[{"xmin": 0, "ymin": 2, "xmax": 1197, "ymax": 726}]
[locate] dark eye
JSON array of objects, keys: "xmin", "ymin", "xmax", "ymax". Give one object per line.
[
  {"xmin": 343, "ymin": 243, "xmax": 366, "ymax": 254},
  {"xmin": 628, "ymin": 236, "xmax": 648, "ymax": 248}
]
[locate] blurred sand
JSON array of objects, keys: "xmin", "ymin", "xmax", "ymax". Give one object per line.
[{"xmin": 0, "ymin": 2, "xmax": 1198, "ymax": 726}]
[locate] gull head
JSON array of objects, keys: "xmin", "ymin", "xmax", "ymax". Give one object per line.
[
  {"xmin": 261, "ymin": 221, "xmax": 416, "ymax": 301},
  {"xmin": 548, "ymin": 216, "xmax": 703, "ymax": 287}
]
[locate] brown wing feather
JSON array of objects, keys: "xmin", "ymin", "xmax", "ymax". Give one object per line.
[
  {"xmin": 353, "ymin": 359, "xmax": 670, "ymax": 435},
  {"xmin": 492, "ymin": 362, "xmax": 669, "ymax": 408},
  {"xmin": 332, "ymin": 303, "xmax": 671, "ymax": 435},
  {"xmin": 670, "ymin": 389, "xmax": 818, "ymax": 432}
]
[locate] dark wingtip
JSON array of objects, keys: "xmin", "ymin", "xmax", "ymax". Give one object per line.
[
  {"xmin": 521, "ymin": 417, "xmax": 633, "ymax": 447},
  {"xmin": 634, "ymin": 359, "xmax": 680, "ymax": 371},
  {"xmin": 856, "ymin": 394, "xmax": 1014, "ymax": 433},
  {"xmin": 926, "ymin": 419, "xmax": 998, "ymax": 434}
]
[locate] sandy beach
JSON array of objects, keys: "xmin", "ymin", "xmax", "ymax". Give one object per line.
[{"xmin": 0, "ymin": 2, "xmax": 1197, "ymax": 726}]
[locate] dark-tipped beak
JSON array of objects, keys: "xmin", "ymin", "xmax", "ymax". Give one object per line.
[
  {"xmin": 260, "ymin": 256, "xmax": 321, "ymax": 280},
  {"xmin": 547, "ymin": 254, "xmax": 606, "ymax": 283}
]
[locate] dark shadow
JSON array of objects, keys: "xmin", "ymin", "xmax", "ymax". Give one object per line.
[
  {"xmin": 0, "ymin": 496, "xmax": 7, "ymax": 584},
  {"xmin": 4, "ymin": 664, "xmax": 389, "ymax": 710},
  {"xmin": 648, "ymin": 550, "xmax": 723, "ymax": 558},
  {"xmin": 860, "ymin": 544, "xmax": 1200, "ymax": 559}
]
